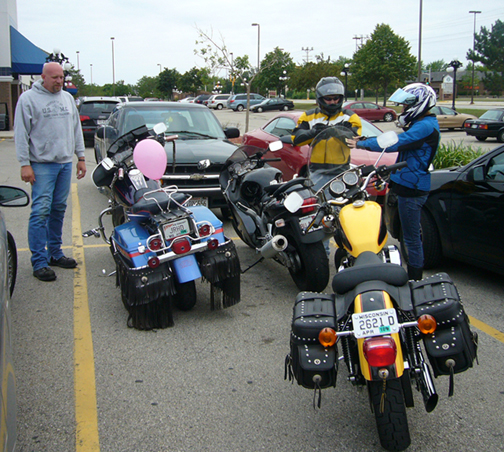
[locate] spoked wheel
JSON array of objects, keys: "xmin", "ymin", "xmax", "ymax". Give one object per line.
[
  {"xmin": 174, "ymin": 280, "xmax": 197, "ymax": 311},
  {"xmin": 7, "ymin": 232, "xmax": 17, "ymax": 298},
  {"xmin": 368, "ymin": 378, "xmax": 411, "ymax": 452},
  {"xmin": 286, "ymin": 239, "xmax": 329, "ymax": 292}
]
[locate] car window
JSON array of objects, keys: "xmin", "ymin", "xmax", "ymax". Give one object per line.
[
  {"xmin": 363, "ymin": 103, "xmax": 379, "ymax": 110},
  {"xmin": 80, "ymin": 102, "xmax": 119, "ymax": 115},
  {"xmin": 263, "ymin": 117, "xmax": 296, "ymax": 137},
  {"xmin": 480, "ymin": 110, "xmax": 504, "ymax": 121},
  {"xmin": 351, "ymin": 103, "xmax": 363, "ymax": 109},
  {"xmin": 440, "ymin": 107, "xmax": 456, "ymax": 116},
  {"xmin": 431, "ymin": 107, "xmax": 440, "ymax": 115},
  {"xmin": 487, "ymin": 153, "xmax": 504, "ymax": 181}
]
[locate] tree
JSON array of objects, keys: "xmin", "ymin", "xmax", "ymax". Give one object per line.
[
  {"xmin": 158, "ymin": 68, "xmax": 180, "ymax": 100},
  {"xmin": 352, "ymin": 24, "xmax": 416, "ymax": 105},
  {"xmin": 425, "ymin": 60, "xmax": 448, "ymax": 72},
  {"xmin": 177, "ymin": 67, "xmax": 207, "ymax": 95},
  {"xmin": 467, "ymin": 19, "xmax": 504, "ymax": 96},
  {"xmin": 137, "ymin": 76, "xmax": 162, "ymax": 99},
  {"xmin": 255, "ymin": 48, "xmax": 295, "ymax": 95}
]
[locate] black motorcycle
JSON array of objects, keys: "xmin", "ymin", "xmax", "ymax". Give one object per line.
[{"xmin": 219, "ymin": 141, "xmax": 329, "ymax": 292}]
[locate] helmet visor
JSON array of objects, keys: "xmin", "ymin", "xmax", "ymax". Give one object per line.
[
  {"xmin": 317, "ymin": 83, "xmax": 344, "ymax": 97},
  {"xmin": 389, "ymin": 88, "xmax": 416, "ymax": 106}
]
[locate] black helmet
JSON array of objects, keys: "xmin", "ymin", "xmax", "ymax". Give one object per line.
[{"xmin": 316, "ymin": 77, "xmax": 345, "ymax": 116}]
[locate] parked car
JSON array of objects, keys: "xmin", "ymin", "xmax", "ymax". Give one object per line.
[
  {"xmin": 117, "ymin": 96, "xmax": 144, "ymax": 103},
  {"xmin": 242, "ymin": 111, "xmax": 397, "ymax": 200},
  {"xmin": 94, "ymin": 102, "xmax": 240, "ymax": 211},
  {"xmin": 385, "ymin": 143, "xmax": 504, "ymax": 274},
  {"xmin": 0, "ymin": 185, "xmax": 30, "ymax": 452},
  {"xmin": 207, "ymin": 94, "xmax": 231, "ymax": 110},
  {"xmin": 227, "ymin": 93, "xmax": 265, "ymax": 111},
  {"xmin": 193, "ymin": 94, "xmax": 212, "ymax": 105},
  {"xmin": 250, "ymin": 98, "xmax": 294, "ymax": 113},
  {"xmin": 178, "ymin": 97, "xmax": 195, "ymax": 103},
  {"xmin": 0, "ymin": 102, "xmax": 9, "ymax": 131},
  {"xmin": 464, "ymin": 108, "xmax": 504, "ymax": 142},
  {"xmin": 78, "ymin": 97, "xmax": 122, "ymax": 147},
  {"xmin": 343, "ymin": 101, "xmax": 397, "ymax": 122},
  {"xmin": 430, "ymin": 106, "xmax": 477, "ymax": 130}
]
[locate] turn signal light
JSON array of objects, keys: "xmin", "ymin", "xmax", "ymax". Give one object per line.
[
  {"xmin": 363, "ymin": 336, "xmax": 397, "ymax": 367},
  {"xmin": 147, "ymin": 236, "xmax": 163, "ymax": 251},
  {"xmin": 172, "ymin": 237, "xmax": 191, "ymax": 254},
  {"xmin": 418, "ymin": 314, "xmax": 437, "ymax": 334},
  {"xmin": 207, "ymin": 238, "xmax": 219, "ymax": 250},
  {"xmin": 319, "ymin": 328, "xmax": 337, "ymax": 347},
  {"xmin": 148, "ymin": 256, "xmax": 160, "ymax": 268},
  {"xmin": 198, "ymin": 224, "xmax": 212, "ymax": 237}
]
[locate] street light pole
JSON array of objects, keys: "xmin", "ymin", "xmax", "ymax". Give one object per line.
[
  {"xmin": 76, "ymin": 51, "xmax": 80, "ymax": 71},
  {"xmin": 90, "ymin": 64, "xmax": 93, "ymax": 84},
  {"xmin": 448, "ymin": 59, "xmax": 463, "ymax": 110},
  {"xmin": 469, "ymin": 10, "xmax": 481, "ymax": 105},
  {"xmin": 111, "ymin": 37, "xmax": 115, "ymax": 96},
  {"xmin": 251, "ymin": 23, "xmax": 260, "ymax": 71},
  {"xmin": 340, "ymin": 64, "xmax": 349, "ymax": 101}
]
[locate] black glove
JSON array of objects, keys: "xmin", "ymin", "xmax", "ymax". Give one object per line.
[
  {"xmin": 309, "ymin": 123, "xmax": 328, "ymax": 138},
  {"xmin": 341, "ymin": 121, "xmax": 354, "ymax": 130}
]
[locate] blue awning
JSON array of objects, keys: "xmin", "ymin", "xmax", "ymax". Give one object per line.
[{"xmin": 10, "ymin": 26, "xmax": 48, "ymax": 75}]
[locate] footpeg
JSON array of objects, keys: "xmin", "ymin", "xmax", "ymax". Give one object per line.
[{"xmin": 82, "ymin": 229, "xmax": 101, "ymax": 238}]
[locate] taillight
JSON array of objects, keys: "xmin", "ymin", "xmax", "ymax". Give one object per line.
[
  {"xmin": 148, "ymin": 256, "xmax": 160, "ymax": 268},
  {"xmin": 80, "ymin": 115, "xmax": 90, "ymax": 122},
  {"xmin": 147, "ymin": 236, "xmax": 163, "ymax": 251},
  {"xmin": 301, "ymin": 197, "xmax": 317, "ymax": 214},
  {"xmin": 479, "ymin": 124, "xmax": 488, "ymax": 130},
  {"xmin": 207, "ymin": 238, "xmax": 219, "ymax": 250},
  {"xmin": 198, "ymin": 224, "xmax": 212, "ymax": 238},
  {"xmin": 229, "ymin": 99, "xmax": 235, "ymax": 103},
  {"xmin": 363, "ymin": 336, "xmax": 397, "ymax": 367},
  {"xmin": 172, "ymin": 237, "xmax": 191, "ymax": 254}
]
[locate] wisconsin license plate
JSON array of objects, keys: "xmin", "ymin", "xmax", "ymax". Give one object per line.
[
  {"xmin": 299, "ymin": 213, "xmax": 317, "ymax": 231},
  {"xmin": 185, "ymin": 197, "xmax": 208, "ymax": 207},
  {"xmin": 162, "ymin": 218, "xmax": 190, "ymax": 240},
  {"xmin": 471, "ymin": 124, "xmax": 477, "ymax": 128},
  {"xmin": 352, "ymin": 308, "xmax": 399, "ymax": 339}
]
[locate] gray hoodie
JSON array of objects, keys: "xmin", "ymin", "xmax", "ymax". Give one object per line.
[{"xmin": 14, "ymin": 79, "xmax": 85, "ymax": 166}]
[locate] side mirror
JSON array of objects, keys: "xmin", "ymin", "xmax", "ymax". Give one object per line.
[
  {"xmin": 269, "ymin": 140, "xmax": 283, "ymax": 152},
  {"xmin": 224, "ymin": 127, "xmax": 240, "ymax": 139},
  {"xmin": 153, "ymin": 122, "xmax": 167, "ymax": 135},
  {"xmin": 101, "ymin": 157, "xmax": 115, "ymax": 171},
  {"xmin": 377, "ymin": 131, "xmax": 399, "ymax": 149},
  {"xmin": 0, "ymin": 185, "xmax": 29, "ymax": 207},
  {"xmin": 96, "ymin": 126, "xmax": 117, "ymax": 140},
  {"xmin": 467, "ymin": 165, "xmax": 485, "ymax": 183},
  {"xmin": 284, "ymin": 191, "xmax": 304, "ymax": 213}
]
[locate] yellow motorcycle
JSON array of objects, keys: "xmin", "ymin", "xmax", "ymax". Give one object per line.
[{"xmin": 285, "ymin": 128, "xmax": 478, "ymax": 451}]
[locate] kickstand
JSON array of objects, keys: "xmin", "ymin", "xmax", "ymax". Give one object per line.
[{"xmin": 240, "ymin": 257, "xmax": 264, "ymax": 274}]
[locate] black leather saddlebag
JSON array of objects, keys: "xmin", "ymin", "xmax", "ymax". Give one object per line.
[
  {"xmin": 287, "ymin": 292, "xmax": 338, "ymax": 389},
  {"xmin": 291, "ymin": 292, "xmax": 336, "ymax": 345},
  {"xmin": 410, "ymin": 273, "xmax": 477, "ymax": 376}
]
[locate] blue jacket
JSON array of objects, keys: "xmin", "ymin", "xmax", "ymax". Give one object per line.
[{"xmin": 356, "ymin": 114, "xmax": 440, "ymax": 192}]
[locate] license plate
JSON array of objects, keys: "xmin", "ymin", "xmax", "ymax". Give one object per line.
[
  {"xmin": 185, "ymin": 197, "xmax": 208, "ymax": 207},
  {"xmin": 471, "ymin": 124, "xmax": 477, "ymax": 128},
  {"xmin": 162, "ymin": 218, "xmax": 190, "ymax": 240},
  {"xmin": 352, "ymin": 308, "xmax": 399, "ymax": 339},
  {"xmin": 299, "ymin": 213, "xmax": 317, "ymax": 231},
  {"xmin": 97, "ymin": 119, "xmax": 107, "ymax": 125}
]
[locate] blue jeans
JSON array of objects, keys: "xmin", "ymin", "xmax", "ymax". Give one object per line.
[
  {"xmin": 29, "ymin": 162, "xmax": 72, "ymax": 271},
  {"xmin": 398, "ymin": 194, "xmax": 428, "ymax": 269}
]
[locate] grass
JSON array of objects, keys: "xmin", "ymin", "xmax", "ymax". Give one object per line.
[{"xmin": 433, "ymin": 141, "xmax": 486, "ymax": 169}]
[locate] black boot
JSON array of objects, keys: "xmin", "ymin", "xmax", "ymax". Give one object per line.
[{"xmin": 407, "ymin": 265, "xmax": 423, "ymax": 281}]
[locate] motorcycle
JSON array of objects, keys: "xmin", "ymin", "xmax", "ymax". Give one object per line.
[
  {"xmin": 219, "ymin": 141, "xmax": 329, "ymax": 292},
  {"xmin": 285, "ymin": 128, "xmax": 478, "ymax": 451},
  {"xmin": 83, "ymin": 123, "xmax": 241, "ymax": 330}
]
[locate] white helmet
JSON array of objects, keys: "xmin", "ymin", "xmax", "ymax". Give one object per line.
[{"xmin": 389, "ymin": 83, "xmax": 437, "ymax": 127}]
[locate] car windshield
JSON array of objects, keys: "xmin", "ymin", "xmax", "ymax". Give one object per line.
[
  {"xmin": 80, "ymin": 102, "xmax": 119, "ymax": 115},
  {"xmin": 120, "ymin": 105, "xmax": 226, "ymax": 139},
  {"xmin": 479, "ymin": 110, "xmax": 503, "ymax": 121}
]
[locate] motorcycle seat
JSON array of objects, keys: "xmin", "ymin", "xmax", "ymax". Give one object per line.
[
  {"xmin": 131, "ymin": 189, "xmax": 190, "ymax": 215},
  {"xmin": 332, "ymin": 251, "xmax": 408, "ymax": 295}
]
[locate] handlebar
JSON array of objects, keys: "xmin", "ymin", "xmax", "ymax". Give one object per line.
[{"xmin": 268, "ymin": 177, "xmax": 308, "ymax": 198}]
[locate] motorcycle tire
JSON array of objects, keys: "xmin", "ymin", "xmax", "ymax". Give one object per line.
[
  {"xmin": 368, "ymin": 378, "xmax": 411, "ymax": 452},
  {"xmin": 7, "ymin": 232, "xmax": 17, "ymax": 298},
  {"xmin": 286, "ymin": 239, "xmax": 329, "ymax": 292},
  {"xmin": 174, "ymin": 280, "xmax": 197, "ymax": 311}
]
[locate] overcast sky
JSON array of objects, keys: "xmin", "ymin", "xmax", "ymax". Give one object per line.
[{"xmin": 15, "ymin": 0, "xmax": 503, "ymax": 87}]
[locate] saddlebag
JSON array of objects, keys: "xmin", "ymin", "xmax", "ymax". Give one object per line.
[
  {"xmin": 410, "ymin": 273, "xmax": 478, "ymax": 377},
  {"xmin": 286, "ymin": 292, "xmax": 338, "ymax": 389}
]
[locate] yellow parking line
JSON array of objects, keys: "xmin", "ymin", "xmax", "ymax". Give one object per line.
[
  {"xmin": 468, "ymin": 315, "xmax": 504, "ymax": 344},
  {"xmin": 72, "ymin": 183, "xmax": 100, "ymax": 452}
]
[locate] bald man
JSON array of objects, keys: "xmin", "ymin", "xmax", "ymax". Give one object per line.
[{"xmin": 14, "ymin": 62, "xmax": 87, "ymax": 281}]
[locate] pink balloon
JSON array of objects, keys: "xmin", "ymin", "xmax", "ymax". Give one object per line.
[{"xmin": 133, "ymin": 139, "xmax": 167, "ymax": 180}]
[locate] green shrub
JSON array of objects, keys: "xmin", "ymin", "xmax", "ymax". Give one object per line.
[{"xmin": 433, "ymin": 141, "xmax": 486, "ymax": 169}]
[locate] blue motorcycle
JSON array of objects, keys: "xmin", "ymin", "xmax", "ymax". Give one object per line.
[{"xmin": 84, "ymin": 123, "xmax": 240, "ymax": 329}]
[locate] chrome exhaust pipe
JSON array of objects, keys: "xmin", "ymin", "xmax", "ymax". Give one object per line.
[
  {"xmin": 259, "ymin": 235, "xmax": 288, "ymax": 259},
  {"xmin": 420, "ymin": 361, "xmax": 438, "ymax": 413}
]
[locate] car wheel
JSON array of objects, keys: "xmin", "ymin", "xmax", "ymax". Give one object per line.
[
  {"xmin": 399, "ymin": 210, "xmax": 442, "ymax": 269},
  {"xmin": 217, "ymin": 104, "xmax": 223, "ymax": 110},
  {"xmin": 497, "ymin": 129, "xmax": 504, "ymax": 143},
  {"xmin": 257, "ymin": 107, "xmax": 263, "ymax": 113},
  {"xmin": 384, "ymin": 112, "xmax": 394, "ymax": 122},
  {"xmin": 282, "ymin": 105, "xmax": 289, "ymax": 111},
  {"xmin": 475, "ymin": 136, "xmax": 487, "ymax": 141},
  {"xmin": 237, "ymin": 104, "xmax": 244, "ymax": 112}
]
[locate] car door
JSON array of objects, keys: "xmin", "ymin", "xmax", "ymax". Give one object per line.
[
  {"xmin": 448, "ymin": 149, "xmax": 504, "ymax": 269},
  {"xmin": 362, "ymin": 103, "xmax": 381, "ymax": 121},
  {"xmin": 439, "ymin": 107, "xmax": 458, "ymax": 128}
]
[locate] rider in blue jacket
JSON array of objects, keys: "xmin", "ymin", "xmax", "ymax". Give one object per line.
[{"xmin": 347, "ymin": 83, "xmax": 440, "ymax": 281}]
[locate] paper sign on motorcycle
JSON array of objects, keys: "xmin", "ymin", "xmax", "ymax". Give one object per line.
[{"xmin": 352, "ymin": 308, "xmax": 399, "ymax": 339}]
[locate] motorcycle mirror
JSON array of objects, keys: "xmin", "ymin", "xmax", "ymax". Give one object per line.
[
  {"xmin": 269, "ymin": 141, "xmax": 283, "ymax": 153},
  {"xmin": 377, "ymin": 131, "xmax": 399, "ymax": 149},
  {"xmin": 153, "ymin": 122, "xmax": 167, "ymax": 135},
  {"xmin": 284, "ymin": 191, "xmax": 304, "ymax": 213},
  {"xmin": 101, "ymin": 157, "xmax": 115, "ymax": 171}
]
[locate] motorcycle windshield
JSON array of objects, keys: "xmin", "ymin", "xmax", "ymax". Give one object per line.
[
  {"xmin": 223, "ymin": 144, "xmax": 267, "ymax": 168},
  {"xmin": 108, "ymin": 124, "xmax": 151, "ymax": 156},
  {"xmin": 309, "ymin": 125, "xmax": 355, "ymax": 190}
]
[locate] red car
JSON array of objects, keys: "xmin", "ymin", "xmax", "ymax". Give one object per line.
[
  {"xmin": 242, "ymin": 111, "xmax": 398, "ymax": 199},
  {"xmin": 343, "ymin": 101, "xmax": 397, "ymax": 122}
]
